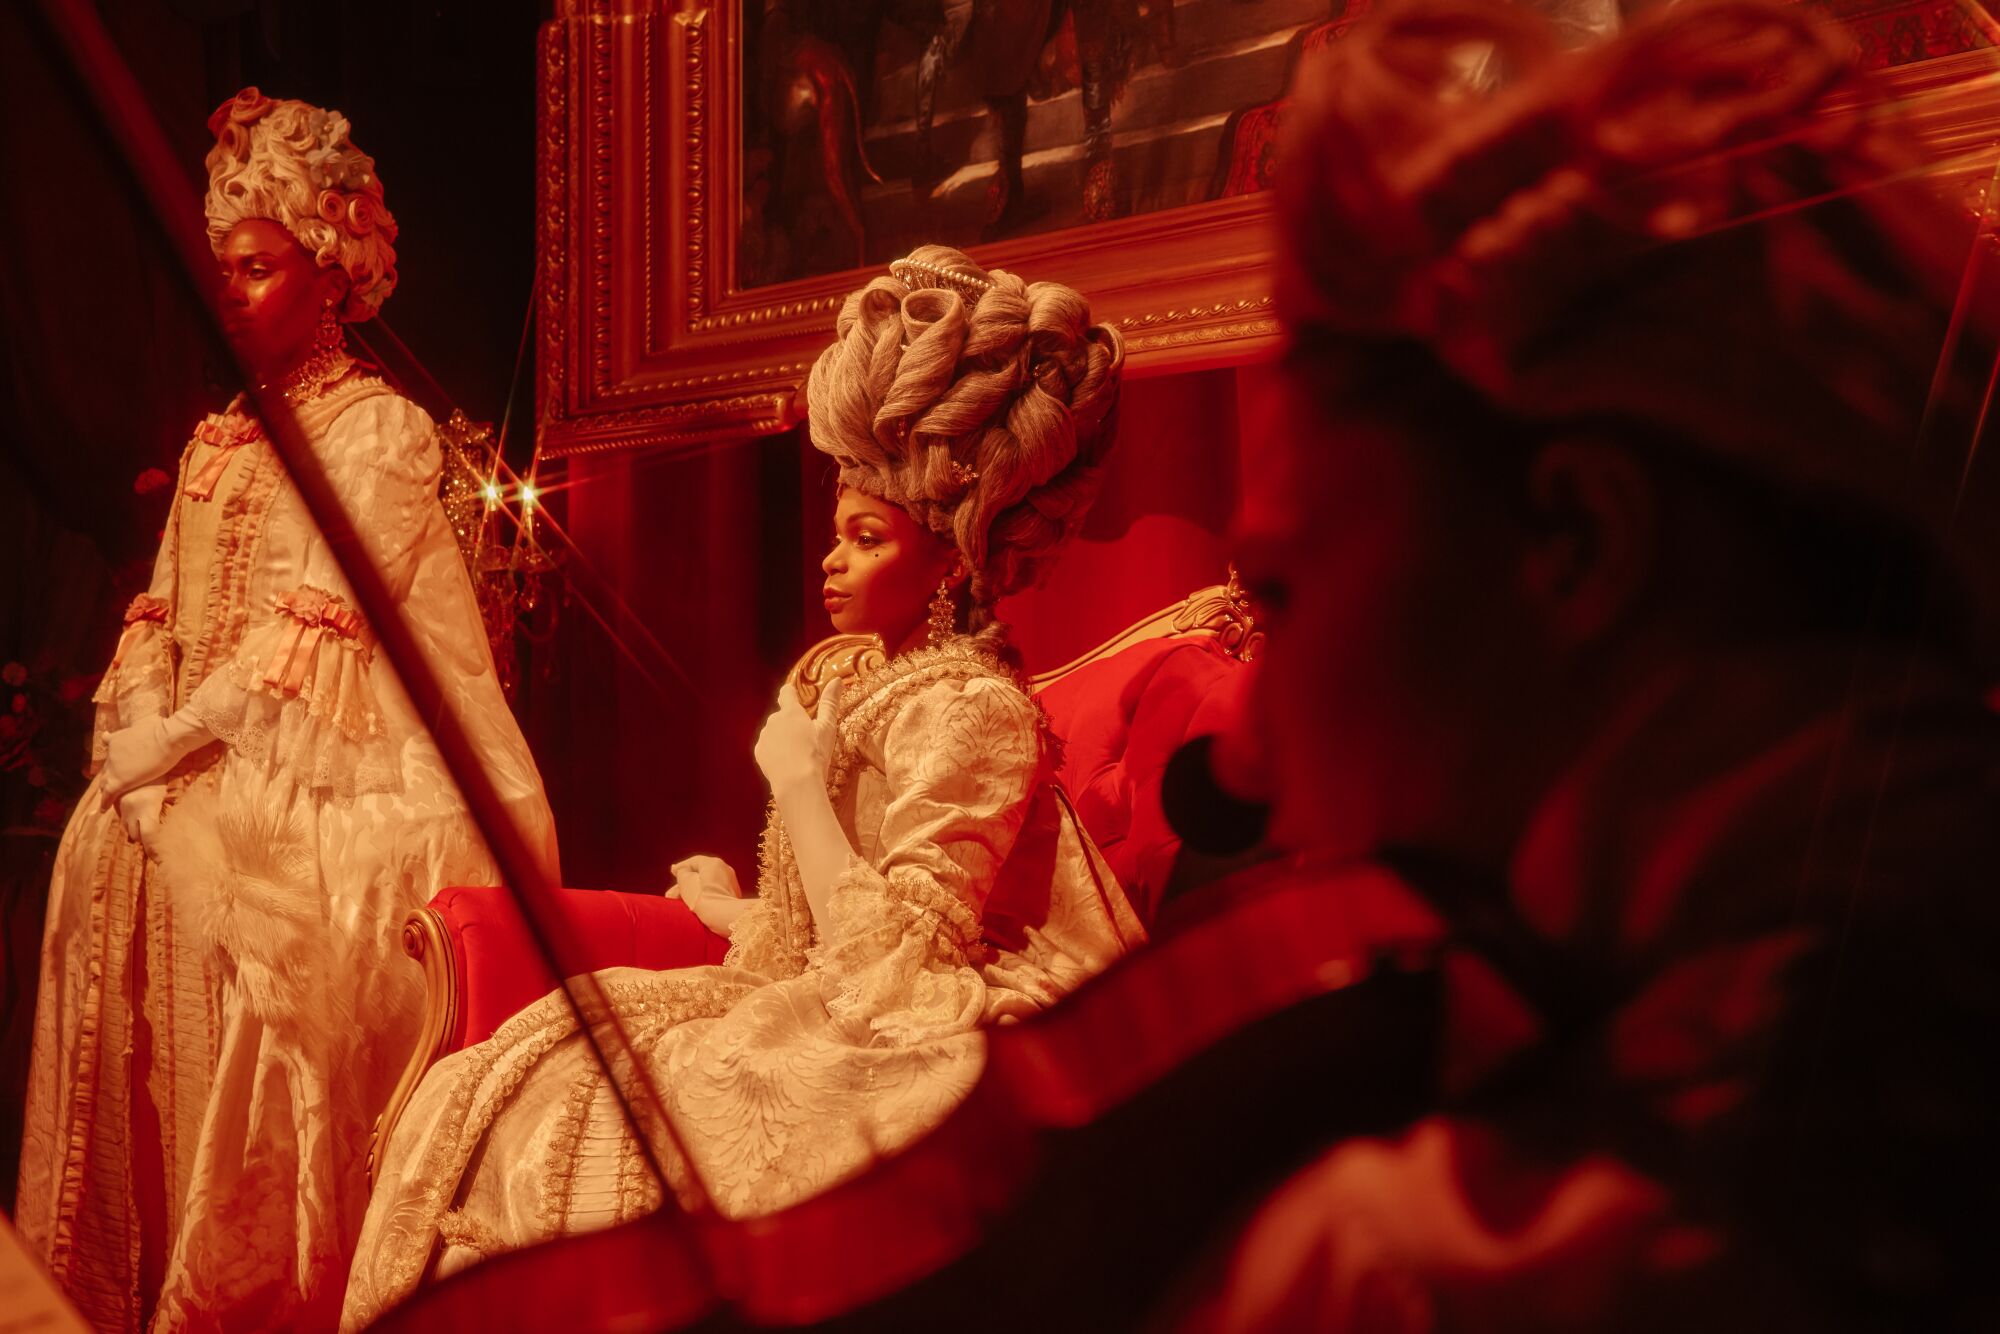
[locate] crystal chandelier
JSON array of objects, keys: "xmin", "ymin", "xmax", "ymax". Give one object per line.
[{"xmin": 436, "ymin": 410, "xmax": 562, "ymax": 698}]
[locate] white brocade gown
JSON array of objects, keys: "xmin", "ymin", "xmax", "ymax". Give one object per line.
[
  {"xmin": 343, "ymin": 635, "xmax": 1146, "ymax": 1328},
  {"xmin": 15, "ymin": 376, "xmax": 559, "ymax": 1333}
]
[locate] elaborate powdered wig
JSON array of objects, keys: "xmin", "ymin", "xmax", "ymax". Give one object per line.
[
  {"xmin": 203, "ymin": 88, "xmax": 398, "ymax": 321},
  {"xmin": 805, "ymin": 245, "xmax": 1124, "ymax": 617},
  {"xmin": 1276, "ymin": 0, "xmax": 2000, "ymax": 622}
]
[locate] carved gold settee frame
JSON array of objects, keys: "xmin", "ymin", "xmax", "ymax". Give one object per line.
[{"xmin": 368, "ymin": 911, "xmax": 458, "ymax": 1186}]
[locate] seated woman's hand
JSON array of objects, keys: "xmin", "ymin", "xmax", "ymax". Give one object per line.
[
  {"xmin": 665, "ymin": 855, "xmax": 750, "ymax": 937},
  {"xmin": 753, "ymin": 677, "xmax": 845, "ymax": 797}
]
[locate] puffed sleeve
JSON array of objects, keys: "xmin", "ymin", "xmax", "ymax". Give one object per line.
[
  {"xmin": 186, "ymin": 394, "xmax": 441, "ymax": 798},
  {"xmin": 811, "ymin": 674, "xmax": 1045, "ymax": 1045},
  {"xmin": 89, "ymin": 500, "xmax": 179, "ymax": 771}
]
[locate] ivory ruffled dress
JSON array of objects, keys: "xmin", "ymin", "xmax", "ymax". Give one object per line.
[
  {"xmin": 17, "ymin": 376, "xmax": 557, "ymax": 1332},
  {"xmin": 343, "ymin": 633, "xmax": 1144, "ymax": 1328}
]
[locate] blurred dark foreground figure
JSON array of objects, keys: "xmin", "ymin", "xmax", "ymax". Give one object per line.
[{"xmin": 1188, "ymin": 0, "xmax": 2000, "ymax": 1328}]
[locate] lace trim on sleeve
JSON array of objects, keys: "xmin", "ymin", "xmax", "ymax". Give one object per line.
[
  {"xmin": 185, "ymin": 585, "xmax": 398, "ymax": 799},
  {"xmin": 259, "ymin": 586, "xmax": 369, "ymax": 696},
  {"xmin": 816, "ymin": 861, "xmax": 994, "ymax": 969},
  {"xmin": 91, "ymin": 594, "xmax": 174, "ymax": 770}
]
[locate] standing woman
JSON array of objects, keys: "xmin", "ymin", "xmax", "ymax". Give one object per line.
[
  {"xmin": 343, "ymin": 245, "xmax": 1144, "ymax": 1326},
  {"xmin": 16, "ymin": 90, "xmax": 558, "ymax": 1332}
]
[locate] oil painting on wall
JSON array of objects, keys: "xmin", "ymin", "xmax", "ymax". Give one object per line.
[
  {"xmin": 734, "ymin": 0, "xmax": 1993, "ymax": 290},
  {"xmin": 736, "ymin": 0, "xmax": 1371, "ymax": 288}
]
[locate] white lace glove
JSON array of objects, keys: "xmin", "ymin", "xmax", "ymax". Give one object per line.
[
  {"xmin": 116, "ymin": 784, "xmax": 167, "ymax": 851},
  {"xmin": 100, "ymin": 709, "xmax": 211, "ymax": 801},
  {"xmin": 664, "ymin": 855, "xmax": 751, "ymax": 938}
]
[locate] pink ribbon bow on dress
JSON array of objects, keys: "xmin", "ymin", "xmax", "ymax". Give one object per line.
[
  {"xmin": 110, "ymin": 594, "xmax": 169, "ymax": 671},
  {"xmin": 185, "ymin": 415, "xmax": 263, "ymax": 501},
  {"xmin": 262, "ymin": 586, "xmax": 365, "ymax": 696}
]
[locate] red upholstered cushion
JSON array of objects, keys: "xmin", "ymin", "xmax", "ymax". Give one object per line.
[
  {"xmin": 430, "ymin": 885, "xmax": 730, "ymax": 1052},
  {"xmin": 1034, "ymin": 635, "xmax": 1248, "ymax": 926}
]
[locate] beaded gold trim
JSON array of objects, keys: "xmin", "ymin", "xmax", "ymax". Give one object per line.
[
  {"xmin": 888, "ymin": 256, "xmax": 995, "ymax": 304},
  {"xmin": 536, "ymin": 1065, "xmax": 600, "ymax": 1237},
  {"xmin": 437, "ymin": 1207, "xmax": 511, "ymax": 1260}
]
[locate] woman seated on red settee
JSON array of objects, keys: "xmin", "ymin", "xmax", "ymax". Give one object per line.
[{"xmin": 342, "ymin": 246, "xmax": 1146, "ymax": 1325}]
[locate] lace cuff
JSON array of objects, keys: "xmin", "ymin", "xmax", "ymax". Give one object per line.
[
  {"xmin": 810, "ymin": 858, "xmax": 990, "ymax": 1046},
  {"xmin": 91, "ymin": 594, "xmax": 172, "ymax": 770},
  {"xmin": 721, "ymin": 894, "xmax": 794, "ymax": 979},
  {"xmin": 186, "ymin": 585, "xmax": 399, "ymax": 799}
]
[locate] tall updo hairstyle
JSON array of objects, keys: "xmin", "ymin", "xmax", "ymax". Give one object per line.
[
  {"xmin": 203, "ymin": 88, "xmax": 399, "ymax": 322},
  {"xmin": 804, "ymin": 245, "xmax": 1125, "ymax": 633}
]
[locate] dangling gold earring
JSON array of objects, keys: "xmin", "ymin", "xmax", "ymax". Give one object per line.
[
  {"xmin": 276, "ymin": 298, "xmax": 349, "ymax": 405},
  {"xmin": 312, "ymin": 297, "xmax": 343, "ymax": 357},
  {"xmin": 926, "ymin": 577, "xmax": 957, "ymax": 648}
]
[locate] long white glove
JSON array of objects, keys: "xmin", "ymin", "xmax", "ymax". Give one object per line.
[
  {"xmin": 752, "ymin": 678, "xmax": 854, "ymax": 935},
  {"xmin": 116, "ymin": 784, "xmax": 167, "ymax": 851},
  {"xmin": 665, "ymin": 854, "xmax": 751, "ymax": 937},
  {"xmin": 100, "ymin": 709, "xmax": 212, "ymax": 802}
]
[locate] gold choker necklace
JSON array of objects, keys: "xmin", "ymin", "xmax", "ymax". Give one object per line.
[{"xmin": 262, "ymin": 347, "xmax": 354, "ymax": 407}]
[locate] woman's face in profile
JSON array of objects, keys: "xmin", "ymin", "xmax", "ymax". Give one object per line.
[
  {"xmin": 821, "ymin": 487, "xmax": 955, "ymax": 648},
  {"xmin": 216, "ymin": 218, "xmax": 335, "ymax": 376}
]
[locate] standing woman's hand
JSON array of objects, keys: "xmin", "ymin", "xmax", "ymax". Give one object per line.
[
  {"xmin": 754, "ymin": 678, "xmax": 845, "ymax": 798},
  {"xmin": 116, "ymin": 784, "xmax": 168, "ymax": 851},
  {"xmin": 99, "ymin": 711, "xmax": 211, "ymax": 802}
]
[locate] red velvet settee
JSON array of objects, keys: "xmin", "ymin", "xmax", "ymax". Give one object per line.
[{"xmin": 368, "ymin": 577, "xmax": 1260, "ymax": 1180}]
